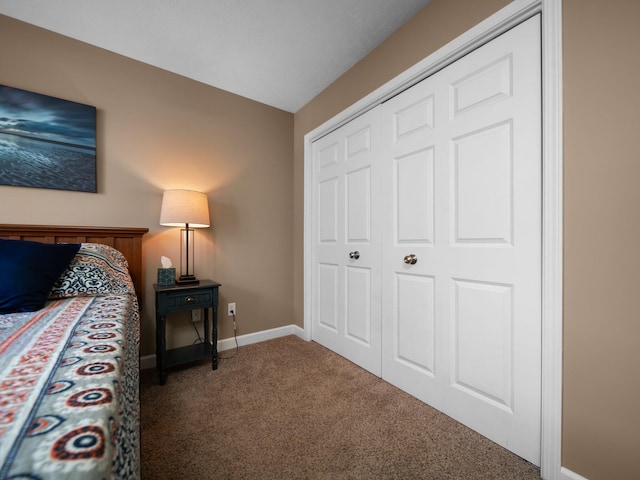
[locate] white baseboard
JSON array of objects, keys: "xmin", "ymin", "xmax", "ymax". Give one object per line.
[
  {"xmin": 139, "ymin": 324, "xmax": 305, "ymax": 370},
  {"xmin": 559, "ymin": 467, "xmax": 590, "ymax": 480},
  {"xmin": 217, "ymin": 323, "xmax": 305, "ymax": 351}
]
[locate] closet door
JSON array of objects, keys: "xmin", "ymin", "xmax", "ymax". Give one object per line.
[
  {"xmin": 381, "ymin": 15, "xmax": 541, "ymax": 465},
  {"xmin": 311, "ymin": 106, "xmax": 382, "ymax": 375}
]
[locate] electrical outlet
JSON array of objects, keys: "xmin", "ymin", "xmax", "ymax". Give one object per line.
[
  {"xmin": 191, "ymin": 310, "xmax": 202, "ymax": 322},
  {"xmin": 228, "ymin": 302, "xmax": 236, "ymax": 316}
]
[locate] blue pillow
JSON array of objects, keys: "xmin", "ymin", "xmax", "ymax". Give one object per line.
[{"xmin": 0, "ymin": 239, "xmax": 81, "ymax": 314}]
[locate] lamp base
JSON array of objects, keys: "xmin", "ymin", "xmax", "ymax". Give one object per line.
[{"xmin": 175, "ymin": 275, "xmax": 199, "ymax": 285}]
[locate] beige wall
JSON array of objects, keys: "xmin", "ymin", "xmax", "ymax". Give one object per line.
[
  {"xmin": 563, "ymin": 1, "xmax": 640, "ymax": 479},
  {"xmin": 294, "ymin": 1, "xmax": 640, "ymax": 479},
  {"xmin": 0, "ymin": 15, "xmax": 294, "ymax": 357}
]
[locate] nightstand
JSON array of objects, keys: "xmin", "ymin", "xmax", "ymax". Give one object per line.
[{"xmin": 154, "ymin": 279, "xmax": 221, "ymax": 385}]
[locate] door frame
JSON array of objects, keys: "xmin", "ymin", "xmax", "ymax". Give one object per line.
[{"xmin": 303, "ymin": 1, "xmax": 563, "ymax": 478}]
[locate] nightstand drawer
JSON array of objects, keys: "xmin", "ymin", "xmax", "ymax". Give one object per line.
[{"xmin": 165, "ymin": 288, "xmax": 216, "ymax": 310}]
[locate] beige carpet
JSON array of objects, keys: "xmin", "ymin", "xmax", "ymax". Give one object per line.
[{"xmin": 140, "ymin": 335, "xmax": 541, "ymax": 479}]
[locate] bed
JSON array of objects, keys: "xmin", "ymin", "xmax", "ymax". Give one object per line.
[{"xmin": 0, "ymin": 225, "xmax": 147, "ymax": 480}]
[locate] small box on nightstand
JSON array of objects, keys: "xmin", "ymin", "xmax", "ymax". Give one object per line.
[{"xmin": 157, "ymin": 268, "xmax": 176, "ymax": 286}]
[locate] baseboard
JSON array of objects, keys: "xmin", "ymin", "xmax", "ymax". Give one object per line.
[
  {"xmin": 559, "ymin": 467, "xmax": 590, "ymax": 480},
  {"xmin": 217, "ymin": 323, "xmax": 305, "ymax": 351},
  {"xmin": 139, "ymin": 324, "xmax": 305, "ymax": 370}
]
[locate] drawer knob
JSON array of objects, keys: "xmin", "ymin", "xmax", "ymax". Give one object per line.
[{"xmin": 185, "ymin": 296, "xmax": 197, "ymax": 303}]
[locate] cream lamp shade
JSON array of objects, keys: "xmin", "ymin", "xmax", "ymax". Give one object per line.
[{"xmin": 160, "ymin": 190, "xmax": 210, "ymax": 228}]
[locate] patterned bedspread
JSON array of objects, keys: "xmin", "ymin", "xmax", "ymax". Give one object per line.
[{"xmin": 0, "ymin": 294, "xmax": 140, "ymax": 479}]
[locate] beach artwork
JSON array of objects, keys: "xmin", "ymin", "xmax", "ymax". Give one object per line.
[{"xmin": 0, "ymin": 85, "xmax": 96, "ymax": 193}]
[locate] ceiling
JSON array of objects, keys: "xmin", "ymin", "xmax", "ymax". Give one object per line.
[{"xmin": 0, "ymin": 0, "xmax": 431, "ymax": 113}]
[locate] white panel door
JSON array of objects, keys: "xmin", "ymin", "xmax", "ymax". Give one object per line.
[
  {"xmin": 381, "ymin": 16, "xmax": 541, "ymax": 465},
  {"xmin": 312, "ymin": 106, "xmax": 382, "ymax": 375}
]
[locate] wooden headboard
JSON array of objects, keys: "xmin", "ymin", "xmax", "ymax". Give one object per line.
[{"xmin": 0, "ymin": 224, "xmax": 149, "ymax": 301}]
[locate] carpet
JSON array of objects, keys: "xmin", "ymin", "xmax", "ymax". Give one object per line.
[{"xmin": 140, "ymin": 335, "xmax": 541, "ymax": 479}]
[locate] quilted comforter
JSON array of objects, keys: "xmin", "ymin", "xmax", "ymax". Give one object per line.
[{"xmin": 0, "ymin": 244, "xmax": 140, "ymax": 479}]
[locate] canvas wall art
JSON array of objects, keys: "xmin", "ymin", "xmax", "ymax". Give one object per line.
[{"xmin": 0, "ymin": 85, "xmax": 97, "ymax": 193}]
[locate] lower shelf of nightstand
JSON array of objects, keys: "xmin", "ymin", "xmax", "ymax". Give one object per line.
[{"xmin": 164, "ymin": 342, "xmax": 212, "ymax": 368}]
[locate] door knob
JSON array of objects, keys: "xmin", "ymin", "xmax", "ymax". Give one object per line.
[
  {"xmin": 349, "ymin": 251, "xmax": 360, "ymax": 260},
  {"xmin": 403, "ymin": 254, "xmax": 418, "ymax": 265}
]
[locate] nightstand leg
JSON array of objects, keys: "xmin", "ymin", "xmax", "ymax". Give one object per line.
[
  {"xmin": 156, "ymin": 313, "xmax": 168, "ymax": 385},
  {"xmin": 212, "ymin": 306, "xmax": 218, "ymax": 370}
]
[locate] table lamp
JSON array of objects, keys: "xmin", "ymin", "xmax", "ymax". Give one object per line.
[{"xmin": 160, "ymin": 189, "xmax": 210, "ymax": 285}]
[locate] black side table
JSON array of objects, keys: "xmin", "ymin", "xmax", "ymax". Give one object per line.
[{"xmin": 154, "ymin": 279, "xmax": 221, "ymax": 385}]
